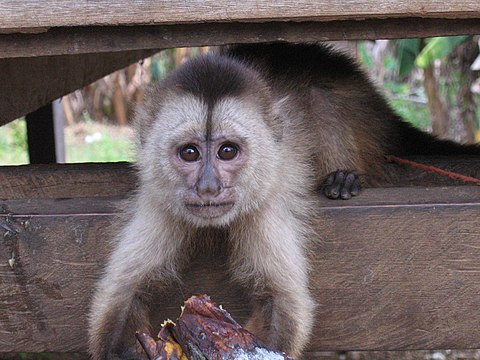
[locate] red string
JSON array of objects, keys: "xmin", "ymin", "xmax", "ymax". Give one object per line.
[{"xmin": 386, "ymin": 155, "xmax": 480, "ymax": 186}]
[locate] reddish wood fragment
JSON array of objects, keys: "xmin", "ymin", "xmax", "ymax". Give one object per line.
[
  {"xmin": 137, "ymin": 322, "xmax": 187, "ymax": 360},
  {"xmin": 137, "ymin": 295, "xmax": 293, "ymax": 359},
  {"xmin": 136, "ymin": 331, "xmax": 159, "ymax": 358}
]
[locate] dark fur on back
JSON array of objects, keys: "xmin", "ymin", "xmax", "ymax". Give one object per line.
[
  {"xmin": 224, "ymin": 42, "xmax": 480, "ymax": 157},
  {"xmin": 221, "ymin": 42, "xmax": 362, "ymax": 80}
]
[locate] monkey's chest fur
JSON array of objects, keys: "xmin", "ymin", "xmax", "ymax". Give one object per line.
[{"xmin": 143, "ymin": 229, "xmax": 252, "ymax": 327}]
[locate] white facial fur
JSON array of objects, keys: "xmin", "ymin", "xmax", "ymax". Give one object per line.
[{"xmin": 136, "ymin": 93, "xmax": 280, "ymax": 228}]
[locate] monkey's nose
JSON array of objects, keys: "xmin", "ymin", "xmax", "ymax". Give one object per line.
[
  {"xmin": 195, "ymin": 173, "xmax": 222, "ymax": 200},
  {"xmin": 196, "ymin": 183, "xmax": 222, "ymax": 199}
]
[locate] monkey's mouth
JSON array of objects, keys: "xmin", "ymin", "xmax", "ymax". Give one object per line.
[{"xmin": 185, "ymin": 202, "xmax": 234, "ymax": 218}]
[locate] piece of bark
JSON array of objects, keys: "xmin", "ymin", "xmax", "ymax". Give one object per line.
[
  {"xmin": 136, "ymin": 295, "xmax": 293, "ymax": 360},
  {"xmin": 137, "ymin": 322, "xmax": 187, "ymax": 360}
]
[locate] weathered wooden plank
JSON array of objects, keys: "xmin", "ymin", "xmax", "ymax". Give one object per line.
[
  {"xmin": 0, "ymin": 211, "xmax": 112, "ymax": 353},
  {"xmin": 0, "ymin": 1, "xmax": 479, "ymax": 32},
  {"xmin": 0, "ymin": 50, "xmax": 156, "ymax": 126},
  {"xmin": 2, "ymin": 185, "xmax": 479, "ymax": 216},
  {"xmin": 0, "ymin": 187, "xmax": 479, "ymax": 353},
  {"xmin": 2, "ymin": 18, "xmax": 480, "ymax": 59},
  {"xmin": 311, "ymin": 202, "xmax": 480, "ymax": 351},
  {"xmin": 0, "ymin": 163, "xmax": 136, "ymax": 200},
  {"xmin": 1, "ymin": 157, "xmax": 479, "ymax": 200}
]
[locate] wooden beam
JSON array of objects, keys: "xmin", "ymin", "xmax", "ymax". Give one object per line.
[
  {"xmin": 1, "ymin": 18, "xmax": 480, "ymax": 59},
  {"xmin": 0, "ymin": 50, "xmax": 157, "ymax": 126},
  {"xmin": 310, "ymin": 196, "xmax": 480, "ymax": 351},
  {"xmin": 52, "ymin": 100, "xmax": 66, "ymax": 164},
  {"xmin": 0, "ymin": 1, "xmax": 479, "ymax": 31},
  {"xmin": 26, "ymin": 104, "xmax": 56, "ymax": 164},
  {"xmin": 0, "ymin": 186, "xmax": 479, "ymax": 353},
  {"xmin": 0, "ymin": 162, "xmax": 136, "ymax": 199}
]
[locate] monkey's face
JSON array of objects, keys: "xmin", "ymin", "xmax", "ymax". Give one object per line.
[
  {"xmin": 138, "ymin": 93, "xmax": 279, "ymax": 228},
  {"xmin": 172, "ymin": 134, "xmax": 248, "ymax": 220}
]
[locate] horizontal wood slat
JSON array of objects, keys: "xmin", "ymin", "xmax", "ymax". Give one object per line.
[
  {"xmin": 0, "ymin": 161, "xmax": 479, "ymax": 352},
  {"xmin": 2, "ymin": 18, "xmax": 480, "ymax": 59},
  {"xmin": 0, "ymin": 1, "xmax": 479, "ymax": 32},
  {"xmin": 0, "ymin": 162, "xmax": 136, "ymax": 200},
  {"xmin": 311, "ymin": 201, "xmax": 480, "ymax": 351},
  {"xmin": 0, "ymin": 50, "xmax": 156, "ymax": 126}
]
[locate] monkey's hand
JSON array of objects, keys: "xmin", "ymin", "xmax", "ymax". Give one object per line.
[{"xmin": 322, "ymin": 170, "xmax": 361, "ymax": 200}]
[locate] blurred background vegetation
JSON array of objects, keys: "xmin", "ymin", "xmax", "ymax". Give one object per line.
[{"xmin": 0, "ymin": 38, "xmax": 479, "ymax": 166}]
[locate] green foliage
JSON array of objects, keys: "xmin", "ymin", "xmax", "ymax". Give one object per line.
[
  {"xmin": 386, "ymin": 36, "xmax": 480, "ymax": 138},
  {"xmin": 64, "ymin": 126, "xmax": 135, "ymax": 163},
  {"xmin": 396, "ymin": 38, "xmax": 421, "ymax": 77},
  {"xmin": 357, "ymin": 42, "xmax": 374, "ymax": 70},
  {"xmin": 415, "ymin": 36, "xmax": 470, "ymax": 68},
  {"xmin": 65, "ymin": 139, "xmax": 133, "ymax": 163},
  {"xmin": 150, "ymin": 49, "xmax": 177, "ymax": 82},
  {"xmin": 0, "ymin": 121, "xmax": 134, "ymax": 165},
  {"xmin": 383, "ymin": 81, "xmax": 431, "ymax": 131},
  {"xmin": 0, "ymin": 118, "xmax": 29, "ymax": 165}
]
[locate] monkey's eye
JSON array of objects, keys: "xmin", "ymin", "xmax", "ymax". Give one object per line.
[
  {"xmin": 218, "ymin": 143, "xmax": 239, "ymax": 161},
  {"xmin": 179, "ymin": 144, "xmax": 200, "ymax": 162}
]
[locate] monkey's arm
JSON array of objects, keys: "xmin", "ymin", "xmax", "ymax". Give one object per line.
[
  {"xmin": 88, "ymin": 276, "xmax": 149, "ymax": 360},
  {"xmin": 230, "ymin": 205, "xmax": 315, "ymax": 358},
  {"xmin": 88, "ymin": 213, "xmax": 185, "ymax": 360},
  {"xmin": 88, "ymin": 225, "xmax": 153, "ymax": 360}
]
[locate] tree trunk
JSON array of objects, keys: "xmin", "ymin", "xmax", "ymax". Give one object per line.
[
  {"xmin": 456, "ymin": 39, "xmax": 479, "ymax": 144},
  {"xmin": 112, "ymin": 72, "xmax": 128, "ymax": 126},
  {"xmin": 423, "ymin": 63, "xmax": 450, "ymax": 138}
]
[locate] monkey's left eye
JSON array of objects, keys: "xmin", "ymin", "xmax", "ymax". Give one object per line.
[
  {"xmin": 179, "ymin": 144, "xmax": 200, "ymax": 162},
  {"xmin": 218, "ymin": 143, "xmax": 239, "ymax": 160}
]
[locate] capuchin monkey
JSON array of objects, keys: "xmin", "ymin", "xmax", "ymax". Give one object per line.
[{"xmin": 88, "ymin": 42, "xmax": 480, "ymax": 359}]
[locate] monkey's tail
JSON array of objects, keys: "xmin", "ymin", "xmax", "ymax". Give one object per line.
[{"xmin": 395, "ymin": 121, "xmax": 480, "ymax": 156}]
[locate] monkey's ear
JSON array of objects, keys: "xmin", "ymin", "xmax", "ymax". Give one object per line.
[
  {"xmin": 134, "ymin": 98, "xmax": 164, "ymax": 148},
  {"xmin": 133, "ymin": 83, "xmax": 167, "ymax": 147}
]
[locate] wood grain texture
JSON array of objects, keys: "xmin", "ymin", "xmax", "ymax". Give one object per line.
[
  {"xmin": 0, "ymin": 1, "xmax": 479, "ymax": 31},
  {"xmin": 0, "ymin": 161, "xmax": 480, "ymax": 353},
  {"xmin": 311, "ymin": 202, "xmax": 480, "ymax": 351},
  {"xmin": 0, "ymin": 187, "xmax": 479, "ymax": 353},
  {"xmin": 2, "ymin": 18, "xmax": 480, "ymax": 59},
  {"xmin": 0, "ymin": 163, "xmax": 136, "ymax": 200},
  {"xmin": 0, "ymin": 50, "xmax": 156, "ymax": 126}
]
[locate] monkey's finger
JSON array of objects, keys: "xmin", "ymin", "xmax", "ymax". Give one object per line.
[
  {"xmin": 323, "ymin": 170, "xmax": 345, "ymax": 199},
  {"xmin": 340, "ymin": 172, "xmax": 361, "ymax": 199},
  {"xmin": 323, "ymin": 171, "xmax": 336, "ymax": 186},
  {"xmin": 349, "ymin": 176, "xmax": 362, "ymax": 197}
]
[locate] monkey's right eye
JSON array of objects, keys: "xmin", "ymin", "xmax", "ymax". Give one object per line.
[{"xmin": 179, "ymin": 145, "xmax": 200, "ymax": 162}]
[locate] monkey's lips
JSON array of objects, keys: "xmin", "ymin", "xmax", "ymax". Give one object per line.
[{"xmin": 185, "ymin": 202, "xmax": 234, "ymax": 218}]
